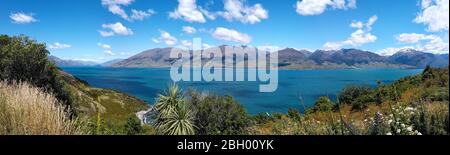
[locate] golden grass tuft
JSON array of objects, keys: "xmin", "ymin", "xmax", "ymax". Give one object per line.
[{"xmin": 0, "ymin": 81, "xmax": 83, "ymax": 135}]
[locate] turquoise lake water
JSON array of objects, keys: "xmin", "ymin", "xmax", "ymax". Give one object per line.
[{"xmin": 61, "ymin": 67, "xmax": 422, "ymax": 114}]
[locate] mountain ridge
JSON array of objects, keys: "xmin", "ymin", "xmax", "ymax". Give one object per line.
[{"xmin": 110, "ymin": 46, "xmax": 449, "ymax": 69}]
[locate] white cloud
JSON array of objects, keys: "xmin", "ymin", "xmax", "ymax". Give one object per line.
[
  {"xmin": 218, "ymin": 0, "xmax": 269, "ymax": 24},
  {"xmin": 350, "ymin": 21, "xmax": 363, "ymax": 29},
  {"xmin": 295, "ymin": 0, "xmax": 356, "ymax": 16},
  {"xmin": 99, "ymin": 22, "xmax": 133, "ymax": 37},
  {"xmin": 130, "ymin": 9, "xmax": 155, "ymax": 21},
  {"xmin": 414, "ymin": 0, "xmax": 449, "ymax": 32},
  {"xmin": 101, "ymin": 0, "xmax": 134, "ymax": 20},
  {"xmin": 10, "ymin": 13, "xmax": 37, "ymax": 24},
  {"xmin": 169, "ymin": 0, "xmax": 206, "ymax": 23},
  {"xmin": 378, "ymin": 33, "xmax": 449, "ymax": 55},
  {"xmin": 323, "ymin": 15, "xmax": 377, "ymax": 50},
  {"xmin": 396, "ymin": 33, "xmax": 435, "ymax": 43},
  {"xmin": 104, "ymin": 50, "xmax": 116, "ymax": 56},
  {"xmin": 377, "ymin": 46, "xmax": 415, "ymax": 56},
  {"xmin": 397, "ymin": 33, "xmax": 448, "ymax": 53},
  {"xmin": 169, "ymin": 0, "xmax": 268, "ymax": 24},
  {"xmin": 182, "ymin": 26, "xmax": 197, "ymax": 34},
  {"xmin": 212, "ymin": 27, "xmax": 251, "ymax": 44},
  {"xmin": 181, "ymin": 40, "xmax": 193, "ymax": 47},
  {"xmin": 202, "ymin": 43, "xmax": 213, "ymax": 49},
  {"xmin": 97, "ymin": 43, "xmax": 112, "ymax": 50},
  {"xmin": 179, "ymin": 40, "xmax": 213, "ymax": 49},
  {"xmin": 153, "ymin": 30, "xmax": 178, "ymax": 46},
  {"xmin": 101, "ymin": 0, "xmax": 155, "ymax": 21},
  {"xmin": 48, "ymin": 42, "xmax": 71, "ymax": 49},
  {"xmin": 97, "ymin": 43, "xmax": 116, "ymax": 56}
]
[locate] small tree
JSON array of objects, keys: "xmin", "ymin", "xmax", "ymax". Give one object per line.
[
  {"xmin": 124, "ymin": 116, "xmax": 143, "ymax": 135},
  {"xmin": 308, "ymin": 96, "xmax": 334, "ymax": 113}
]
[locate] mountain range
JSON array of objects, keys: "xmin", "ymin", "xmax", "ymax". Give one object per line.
[
  {"xmin": 51, "ymin": 47, "xmax": 449, "ymax": 69},
  {"xmin": 48, "ymin": 56, "xmax": 124, "ymax": 67}
]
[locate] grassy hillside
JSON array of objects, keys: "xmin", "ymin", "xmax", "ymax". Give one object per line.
[
  {"xmin": 57, "ymin": 70, "xmax": 150, "ymax": 134},
  {"xmin": 249, "ymin": 67, "xmax": 449, "ymax": 135},
  {"xmin": 1, "ymin": 35, "xmax": 150, "ymax": 135}
]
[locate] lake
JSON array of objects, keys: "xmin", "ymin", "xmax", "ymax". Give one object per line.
[{"xmin": 61, "ymin": 67, "xmax": 422, "ymax": 114}]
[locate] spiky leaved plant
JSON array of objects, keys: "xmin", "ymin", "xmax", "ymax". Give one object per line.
[{"xmin": 154, "ymin": 84, "xmax": 196, "ymax": 135}]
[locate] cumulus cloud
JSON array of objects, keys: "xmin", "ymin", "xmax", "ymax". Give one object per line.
[
  {"xmin": 101, "ymin": 0, "xmax": 155, "ymax": 21},
  {"xmin": 377, "ymin": 33, "xmax": 448, "ymax": 55},
  {"xmin": 97, "ymin": 43, "xmax": 116, "ymax": 56},
  {"xmin": 99, "ymin": 22, "xmax": 133, "ymax": 37},
  {"xmin": 396, "ymin": 33, "xmax": 448, "ymax": 53},
  {"xmin": 179, "ymin": 40, "xmax": 213, "ymax": 49},
  {"xmin": 295, "ymin": 0, "xmax": 356, "ymax": 16},
  {"xmin": 169, "ymin": 0, "xmax": 206, "ymax": 23},
  {"xmin": 169, "ymin": 0, "xmax": 268, "ymax": 24},
  {"xmin": 414, "ymin": 0, "xmax": 449, "ymax": 32},
  {"xmin": 48, "ymin": 42, "xmax": 71, "ymax": 49},
  {"xmin": 218, "ymin": 0, "xmax": 269, "ymax": 24},
  {"xmin": 212, "ymin": 27, "xmax": 251, "ymax": 44},
  {"xmin": 153, "ymin": 30, "xmax": 178, "ymax": 46},
  {"xmin": 130, "ymin": 9, "xmax": 155, "ymax": 21},
  {"xmin": 377, "ymin": 46, "xmax": 416, "ymax": 56},
  {"xmin": 182, "ymin": 26, "xmax": 197, "ymax": 34},
  {"xmin": 323, "ymin": 15, "xmax": 378, "ymax": 50},
  {"xmin": 10, "ymin": 12, "xmax": 38, "ymax": 24},
  {"xmin": 101, "ymin": 0, "xmax": 134, "ymax": 20}
]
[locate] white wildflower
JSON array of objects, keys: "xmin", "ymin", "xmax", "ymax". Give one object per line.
[
  {"xmin": 401, "ymin": 124, "xmax": 406, "ymax": 128},
  {"xmin": 386, "ymin": 132, "xmax": 392, "ymax": 135},
  {"xmin": 388, "ymin": 120, "xmax": 393, "ymax": 124},
  {"xmin": 397, "ymin": 129, "xmax": 401, "ymax": 133},
  {"xmin": 407, "ymin": 126, "xmax": 413, "ymax": 132}
]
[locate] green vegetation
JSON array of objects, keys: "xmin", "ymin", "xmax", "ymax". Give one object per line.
[
  {"xmin": 154, "ymin": 84, "xmax": 196, "ymax": 135},
  {"xmin": 153, "ymin": 85, "xmax": 249, "ymax": 135},
  {"xmin": 251, "ymin": 67, "xmax": 449, "ymax": 135},
  {"xmin": 1, "ymin": 34, "xmax": 448, "ymax": 135},
  {"xmin": 1, "ymin": 35, "xmax": 149, "ymax": 135},
  {"xmin": 188, "ymin": 91, "xmax": 250, "ymax": 135},
  {"xmin": 306, "ymin": 96, "xmax": 334, "ymax": 114},
  {"xmin": 0, "ymin": 81, "xmax": 83, "ymax": 135}
]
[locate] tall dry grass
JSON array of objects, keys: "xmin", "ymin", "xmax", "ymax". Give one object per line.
[{"xmin": 0, "ymin": 81, "xmax": 83, "ymax": 135}]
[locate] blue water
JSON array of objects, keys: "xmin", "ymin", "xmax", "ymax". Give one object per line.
[{"xmin": 61, "ymin": 67, "xmax": 422, "ymax": 114}]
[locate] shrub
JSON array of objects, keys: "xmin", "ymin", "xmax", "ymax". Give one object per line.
[
  {"xmin": 338, "ymin": 85, "xmax": 373, "ymax": 109},
  {"xmin": 189, "ymin": 93, "xmax": 250, "ymax": 135},
  {"xmin": 124, "ymin": 115, "xmax": 144, "ymax": 135},
  {"xmin": 252, "ymin": 112, "xmax": 273, "ymax": 124},
  {"xmin": 0, "ymin": 35, "xmax": 74, "ymax": 111},
  {"xmin": 287, "ymin": 108, "xmax": 301, "ymax": 120},
  {"xmin": 309, "ymin": 96, "xmax": 334, "ymax": 113},
  {"xmin": 0, "ymin": 81, "xmax": 83, "ymax": 135}
]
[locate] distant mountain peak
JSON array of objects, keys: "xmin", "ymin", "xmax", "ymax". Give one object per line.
[{"xmin": 397, "ymin": 48, "xmax": 420, "ymax": 54}]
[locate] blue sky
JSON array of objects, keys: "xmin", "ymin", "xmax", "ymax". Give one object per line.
[{"xmin": 1, "ymin": 0, "xmax": 448, "ymax": 62}]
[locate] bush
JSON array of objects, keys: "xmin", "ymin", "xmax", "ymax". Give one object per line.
[
  {"xmin": 287, "ymin": 108, "xmax": 301, "ymax": 120},
  {"xmin": 252, "ymin": 112, "xmax": 273, "ymax": 124},
  {"xmin": 0, "ymin": 35, "xmax": 74, "ymax": 111},
  {"xmin": 338, "ymin": 85, "xmax": 373, "ymax": 109},
  {"xmin": 189, "ymin": 93, "xmax": 250, "ymax": 135},
  {"xmin": 353, "ymin": 94, "xmax": 375, "ymax": 110},
  {"xmin": 124, "ymin": 115, "xmax": 144, "ymax": 135}
]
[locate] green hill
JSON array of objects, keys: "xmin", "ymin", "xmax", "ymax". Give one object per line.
[{"xmin": 1, "ymin": 35, "xmax": 150, "ymax": 135}]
